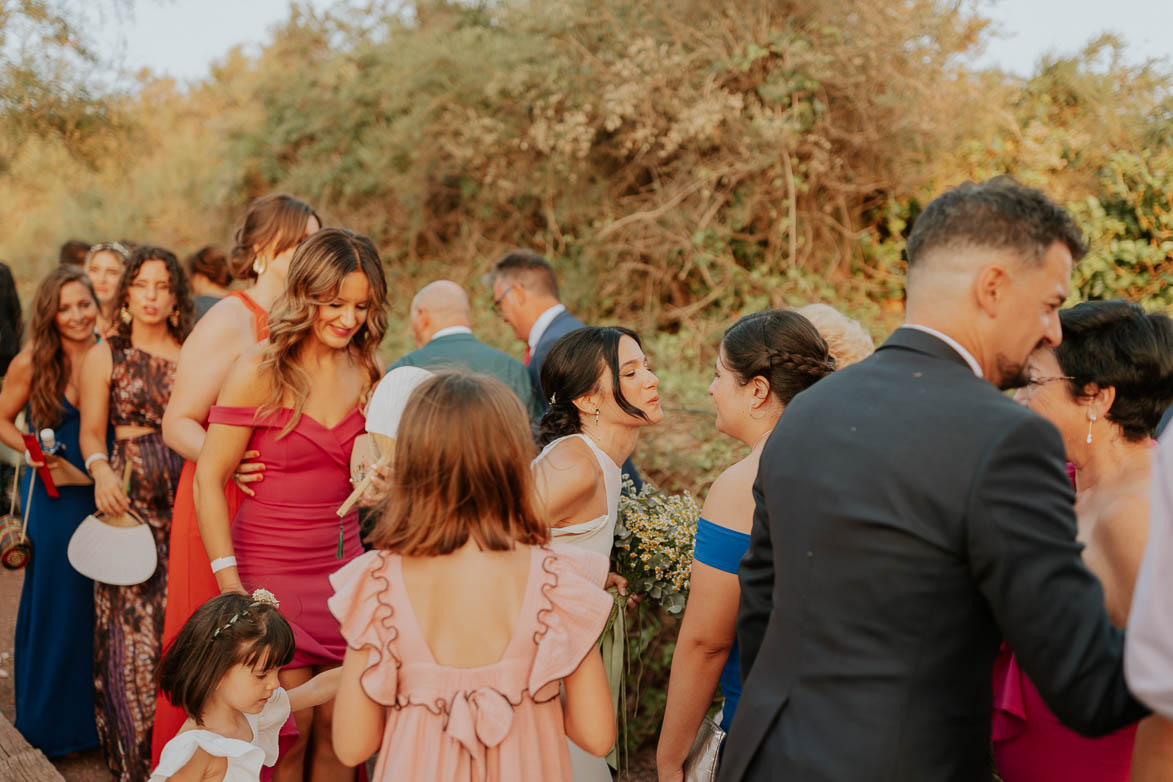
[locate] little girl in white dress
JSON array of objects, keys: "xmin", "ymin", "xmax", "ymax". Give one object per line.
[{"xmin": 150, "ymin": 589, "xmax": 339, "ymax": 781}]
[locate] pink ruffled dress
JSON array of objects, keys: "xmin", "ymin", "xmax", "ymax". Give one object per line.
[{"xmin": 327, "ymin": 544, "xmax": 613, "ymax": 782}]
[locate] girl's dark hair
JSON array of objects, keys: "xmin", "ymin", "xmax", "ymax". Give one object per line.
[
  {"xmin": 158, "ymin": 592, "xmax": 295, "ymax": 723},
  {"xmin": 186, "ymin": 245, "xmax": 232, "ymax": 288},
  {"xmin": 230, "ymin": 193, "xmax": 320, "ymax": 280},
  {"xmin": 721, "ymin": 310, "xmax": 836, "ymax": 405},
  {"xmin": 1055, "ymin": 300, "xmax": 1173, "ymax": 442},
  {"xmin": 538, "ymin": 326, "xmax": 649, "ymax": 446},
  {"xmin": 113, "ymin": 246, "xmax": 195, "ymax": 343}
]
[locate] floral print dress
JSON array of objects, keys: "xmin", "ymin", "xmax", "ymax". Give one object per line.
[{"xmin": 93, "ymin": 336, "xmax": 185, "ymax": 781}]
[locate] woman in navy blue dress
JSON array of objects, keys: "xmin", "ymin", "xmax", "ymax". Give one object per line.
[
  {"xmin": 655, "ymin": 310, "xmax": 838, "ymax": 781},
  {"xmin": 0, "ymin": 266, "xmax": 104, "ymax": 755}
]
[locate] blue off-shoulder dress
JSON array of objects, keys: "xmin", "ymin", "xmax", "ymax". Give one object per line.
[
  {"xmin": 13, "ymin": 398, "xmax": 102, "ymax": 755},
  {"xmin": 692, "ymin": 517, "xmax": 752, "ymax": 732}
]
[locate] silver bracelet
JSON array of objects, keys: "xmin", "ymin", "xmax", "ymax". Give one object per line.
[
  {"xmin": 210, "ymin": 556, "xmax": 237, "ymax": 574},
  {"xmin": 84, "ymin": 453, "xmax": 109, "ymax": 473}
]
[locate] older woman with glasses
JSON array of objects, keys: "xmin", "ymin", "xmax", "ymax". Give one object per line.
[{"xmin": 993, "ymin": 300, "xmax": 1173, "ymax": 782}]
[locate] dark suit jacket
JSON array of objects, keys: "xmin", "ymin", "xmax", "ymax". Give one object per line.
[
  {"xmin": 529, "ymin": 308, "xmax": 587, "ymax": 413},
  {"xmin": 720, "ymin": 328, "xmax": 1147, "ymax": 782},
  {"xmin": 391, "ymin": 332, "xmax": 540, "ymax": 419}
]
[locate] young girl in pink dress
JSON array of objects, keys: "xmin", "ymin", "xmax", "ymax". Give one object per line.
[
  {"xmin": 195, "ymin": 228, "xmax": 388, "ymax": 781},
  {"xmin": 329, "ymin": 372, "xmax": 616, "ymax": 781},
  {"xmin": 151, "ymin": 590, "xmax": 340, "ymax": 781}
]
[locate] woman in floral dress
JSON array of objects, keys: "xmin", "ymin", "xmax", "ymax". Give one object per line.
[{"xmin": 79, "ymin": 246, "xmax": 193, "ymax": 781}]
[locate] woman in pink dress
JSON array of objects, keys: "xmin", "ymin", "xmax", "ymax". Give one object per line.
[
  {"xmin": 195, "ymin": 228, "xmax": 388, "ymax": 782},
  {"xmin": 993, "ymin": 300, "xmax": 1173, "ymax": 781},
  {"xmin": 329, "ymin": 372, "xmax": 616, "ymax": 781}
]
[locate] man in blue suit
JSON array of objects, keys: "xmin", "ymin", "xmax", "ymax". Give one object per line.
[{"xmin": 489, "ymin": 249, "xmax": 642, "ymax": 489}]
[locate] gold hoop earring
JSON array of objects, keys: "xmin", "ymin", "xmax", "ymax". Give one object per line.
[
  {"xmin": 252, "ymin": 256, "xmax": 267, "ymax": 276},
  {"xmin": 595, "ymin": 408, "xmax": 600, "ymax": 426},
  {"xmin": 119, "ymin": 306, "xmax": 133, "ymax": 325}
]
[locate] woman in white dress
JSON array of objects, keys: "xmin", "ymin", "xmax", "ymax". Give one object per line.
[{"xmin": 532, "ymin": 325, "xmax": 662, "ymax": 781}]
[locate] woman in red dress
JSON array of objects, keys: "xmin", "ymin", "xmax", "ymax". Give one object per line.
[
  {"xmin": 152, "ymin": 194, "xmax": 320, "ymax": 765},
  {"xmin": 195, "ymin": 227, "xmax": 387, "ymax": 781}
]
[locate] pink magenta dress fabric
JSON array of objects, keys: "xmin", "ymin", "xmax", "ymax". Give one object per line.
[
  {"xmin": 327, "ymin": 544, "xmax": 613, "ymax": 782},
  {"xmin": 992, "ymin": 643, "xmax": 1136, "ymax": 781},
  {"xmin": 208, "ymin": 405, "xmax": 366, "ymax": 668}
]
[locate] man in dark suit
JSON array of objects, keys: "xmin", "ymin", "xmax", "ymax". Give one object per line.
[
  {"xmin": 721, "ymin": 178, "xmax": 1148, "ymax": 781},
  {"xmin": 391, "ymin": 280, "xmax": 540, "ymax": 418},
  {"xmin": 488, "ymin": 249, "xmax": 642, "ymax": 489}
]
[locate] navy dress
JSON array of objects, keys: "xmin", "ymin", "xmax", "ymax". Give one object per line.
[
  {"xmin": 13, "ymin": 398, "xmax": 102, "ymax": 755},
  {"xmin": 692, "ymin": 516, "xmax": 751, "ymax": 732}
]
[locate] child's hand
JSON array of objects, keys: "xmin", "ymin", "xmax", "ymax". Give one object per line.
[{"xmin": 288, "ymin": 666, "xmax": 343, "ymax": 712}]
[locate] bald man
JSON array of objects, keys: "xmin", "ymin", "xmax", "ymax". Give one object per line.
[
  {"xmin": 719, "ymin": 178, "xmax": 1147, "ymax": 781},
  {"xmin": 391, "ymin": 280, "xmax": 539, "ymax": 418}
]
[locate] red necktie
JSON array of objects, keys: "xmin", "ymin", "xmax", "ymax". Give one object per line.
[{"xmin": 523, "ymin": 346, "xmax": 531, "ymax": 366}]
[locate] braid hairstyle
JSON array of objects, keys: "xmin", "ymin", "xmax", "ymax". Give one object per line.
[{"xmin": 721, "ymin": 310, "xmax": 836, "ymax": 405}]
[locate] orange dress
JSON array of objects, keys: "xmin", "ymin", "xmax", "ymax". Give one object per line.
[
  {"xmin": 151, "ymin": 291, "xmax": 268, "ymax": 766},
  {"xmin": 327, "ymin": 544, "xmax": 613, "ymax": 782}
]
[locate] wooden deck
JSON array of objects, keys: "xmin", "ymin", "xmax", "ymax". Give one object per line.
[{"xmin": 0, "ymin": 712, "xmax": 64, "ymax": 781}]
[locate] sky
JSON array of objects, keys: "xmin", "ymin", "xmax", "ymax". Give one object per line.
[{"xmin": 102, "ymin": 0, "xmax": 1173, "ymax": 85}]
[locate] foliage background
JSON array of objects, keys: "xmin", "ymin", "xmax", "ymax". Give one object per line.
[{"xmin": 4, "ymin": 0, "xmax": 1173, "ymax": 765}]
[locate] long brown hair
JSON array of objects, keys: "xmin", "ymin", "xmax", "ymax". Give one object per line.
[
  {"xmin": 258, "ymin": 228, "xmax": 388, "ymax": 437},
  {"xmin": 113, "ymin": 246, "xmax": 195, "ymax": 343},
  {"xmin": 368, "ymin": 372, "xmax": 549, "ymax": 555},
  {"xmin": 27, "ymin": 266, "xmax": 99, "ymax": 429},
  {"xmin": 229, "ymin": 193, "xmax": 320, "ymax": 281}
]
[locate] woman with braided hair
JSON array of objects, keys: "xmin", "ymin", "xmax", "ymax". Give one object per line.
[{"xmin": 656, "ymin": 309, "xmax": 835, "ymax": 782}]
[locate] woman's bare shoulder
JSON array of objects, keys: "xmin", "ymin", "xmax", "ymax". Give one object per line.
[{"xmin": 700, "ymin": 454, "xmax": 759, "ymax": 535}]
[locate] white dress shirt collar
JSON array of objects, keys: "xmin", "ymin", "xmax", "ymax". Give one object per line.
[
  {"xmin": 429, "ymin": 325, "xmax": 472, "ymax": 342},
  {"xmin": 528, "ymin": 304, "xmax": 566, "ymax": 350},
  {"xmin": 900, "ymin": 324, "xmax": 983, "ymax": 378}
]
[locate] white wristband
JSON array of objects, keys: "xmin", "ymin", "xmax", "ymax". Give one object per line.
[
  {"xmin": 84, "ymin": 453, "xmax": 109, "ymax": 472},
  {"xmin": 210, "ymin": 556, "xmax": 237, "ymax": 574}
]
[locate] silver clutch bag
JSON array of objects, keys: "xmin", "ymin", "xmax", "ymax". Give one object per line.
[{"xmin": 683, "ymin": 715, "xmax": 725, "ymax": 782}]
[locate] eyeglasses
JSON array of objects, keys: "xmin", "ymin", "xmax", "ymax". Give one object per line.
[
  {"xmin": 1021, "ymin": 374, "xmax": 1074, "ymax": 398},
  {"xmin": 492, "ymin": 284, "xmax": 516, "ymax": 310},
  {"xmin": 1027, "ymin": 375, "xmax": 1074, "ymax": 387}
]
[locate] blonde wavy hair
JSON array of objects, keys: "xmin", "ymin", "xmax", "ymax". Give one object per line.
[
  {"xmin": 793, "ymin": 303, "xmax": 875, "ymax": 368},
  {"xmin": 259, "ymin": 228, "xmax": 388, "ymax": 437}
]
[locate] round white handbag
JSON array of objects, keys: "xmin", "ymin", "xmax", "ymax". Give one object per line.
[{"xmin": 68, "ymin": 509, "xmax": 157, "ymax": 585}]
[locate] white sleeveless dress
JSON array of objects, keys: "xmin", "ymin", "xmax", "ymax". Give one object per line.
[
  {"xmin": 533, "ymin": 433, "xmax": 621, "ymax": 782},
  {"xmin": 149, "ymin": 688, "xmax": 289, "ymax": 781}
]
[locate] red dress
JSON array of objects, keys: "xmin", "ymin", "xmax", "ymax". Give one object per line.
[
  {"xmin": 151, "ymin": 291, "xmax": 267, "ymax": 766},
  {"xmin": 207, "ymin": 405, "xmax": 366, "ymax": 667}
]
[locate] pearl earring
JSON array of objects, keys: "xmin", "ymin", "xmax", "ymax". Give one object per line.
[{"xmin": 1087, "ymin": 412, "xmax": 1097, "ymax": 444}]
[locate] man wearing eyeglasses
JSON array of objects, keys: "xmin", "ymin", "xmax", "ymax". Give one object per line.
[
  {"xmin": 487, "ymin": 249, "xmax": 586, "ymax": 413},
  {"xmin": 487, "ymin": 249, "xmax": 642, "ymax": 489}
]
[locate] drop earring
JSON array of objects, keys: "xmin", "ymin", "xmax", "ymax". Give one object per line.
[
  {"xmin": 595, "ymin": 408, "xmax": 600, "ymax": 426},
  {"xmin": 1087, "ymin": 412, "xmax": 1097, "ymax": 444},
  {"xmin": 119, "ymin": 306, "xmax": 132, "ymax": 325}
]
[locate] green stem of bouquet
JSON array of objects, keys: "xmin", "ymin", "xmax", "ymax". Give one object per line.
[{"xmin": 602, "ymin": 588, "xmax": 627, "ymax": 772}]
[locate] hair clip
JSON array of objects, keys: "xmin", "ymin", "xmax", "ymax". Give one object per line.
[
  {"xmin": 250, "ymin": 588, "xmax": 279, "ymax": 609},
  {"xmin": 549, "ymin": 393, "xmax": 557, "ymax": 405}
]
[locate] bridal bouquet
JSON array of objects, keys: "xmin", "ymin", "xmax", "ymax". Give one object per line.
[{"xmin": 612, "ymin": 475, "xmax": 699, "ymax": 615}]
